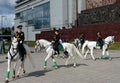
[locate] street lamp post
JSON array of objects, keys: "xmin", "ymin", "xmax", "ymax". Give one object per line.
[
  {"xmin": 27, "ymin": 5, "xmax": 29, "ymax": 43},
  {"xmin": 0, "ymin": 16, "xmax": 6, "ymax": 54},
  {"xmin": 1, "ymin": 16, "xmax": 6, "ymax": 34},
  {"xmin": 76, "ymin": 0, "xmax": 78, "ymax": 27}
]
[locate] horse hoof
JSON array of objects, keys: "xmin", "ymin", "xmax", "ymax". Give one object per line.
[
  {"xmin": 23, "ymin": 70, "xmax": 26, "ymax": 74},
  {"xmin": 109, "ymin": 58, "xmax": 112, "ymax": 61},
  {"xmin": 5, "ymin": 57, "xmax": 8, "ymax": 59},
  {"xmin": 55, "ymin": 66, "xmax": 59, "ymax": 69},
  {"xmin": 73, "ymin": 65, "xmax": 76, "ymax": 68},
  {"xmin": 12, "ymin": 76, "xmax": 15, "ymax": 79},
  {"xmin": 94, "ymin": 58, "xmax": 96, "ymax": 61},
  {"xmin": 44, "ymin": 67, "xmax": 47, "ymax": 70},
  {"xmin": 5, "ymin": 80, "xmax": 9, "ymax": 83},
  {"xmin": 16, "ymin": 75, "xmax": 19, "ymax": 78},
  {"xmin": 65, "ymin": 64, "xmax": 68, "ymax": 67}
]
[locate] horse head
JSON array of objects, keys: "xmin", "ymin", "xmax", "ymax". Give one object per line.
[
  {"xmin": 111, "ymin": 36, "xmax": 115, "ymax": 43},
  {"xmin": 34, "ymin": 40, "xmax": 41, "ymax": 52},
  {"xmin": 11, "ymin": 37, "xmax": 18, "ymax": 53},
  {"xmin": 34, "ymin": 39, "xmax": 50, "ymax": 52},
  {"xmin": 105, "ymin": 36, "xmax": 115, "ymax": 44},
  {"xmin": 74, "ymin": 38, "xmax": 80, "ymax": 47}
]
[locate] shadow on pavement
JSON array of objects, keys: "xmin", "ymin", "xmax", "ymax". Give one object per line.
[
  {"xmin": 25, "ymin": 69, "xmax": 52, "ymax": 77},
  {"xmin": 58, "ymin": 63, "xmax": 88, "ymax": 68},
  {"xmin": 0, "ymin": 60, "xmax": 7, "ymax": 63}
]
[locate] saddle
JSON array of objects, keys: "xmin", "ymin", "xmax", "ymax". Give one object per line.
[
  {"xmin": 96, "ymin": 41, "xmax": 104, "ymax": 49},
  {"xmin": 96, "ymin": 41, "xmax": 104, "ymax": 47},
  {"xmin": 52, "ymin": 43, "xmax": 64, "ymax": 55},
  {"xmin": 58, "ymin": 44, "xmax": 64, "ymax": 51}
]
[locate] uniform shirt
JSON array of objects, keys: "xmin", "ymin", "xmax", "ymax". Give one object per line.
[
  {"xmin": 14, "ymin": 31, "xmax": 25, "ymax": 43},
  {"xmin": 96, "ymin": 33, "xmax": 102, "ymax": 40},
  {"xmin": 54, "ymin": 34, "xmax": 60, "ymax": 43},
  {"xmin": 80, "ymin": 35, "xmax": 85, "ymax": 44}
]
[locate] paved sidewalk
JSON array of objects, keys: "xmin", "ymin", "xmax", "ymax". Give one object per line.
[{"xmin": 0, "ymin": 49, "xmax": 120, "ymax": 83}]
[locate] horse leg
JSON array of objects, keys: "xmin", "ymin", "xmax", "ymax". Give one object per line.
[
  {"xmin": 21, "ymin": 60, "xmax": 26, "ymax": 74},
  {"xmin": 51, "ymin": 56, "xmax": 58, "ymax": 68},
  {"xmin": 90, "ymin": 48, "xmax": 95, "ymax": 60},
  {"xmin": 72, "ymin": 56, "xmax": 76, "ymax": 67},
  {"xmin": 5, "ymin": 59, "xmax": 11, "ymax": 83},
  {"xmin": 78, "ymin": 44, "xmax": 80, "ymax": 51},
  {"xmin": 12, "ymin": 60, "xmax": 18, "ymax": 79},
  {"xmin": 16, "ymin": 64, "xmax": 21, "ymax": 77},
  {"xmin": 84, "ymin": 49, "xmax": 89, "ymax": 59},
  {"xmin": 65, "ymin": 55, "xmax": 71, "ymax": 66},
  {"xmin": 106, "ymin": 49, "xmax": 111, "ymax": 60},
  {"xmin": 16, "ymin": 60, "xmax": 23, "ymax": 77},
  {"xmin": 44, "ymin": 52, "xmax": 52, "ymax": 69},
  {"xmin": 101, "ymin": 49, "xmax": 105, "ymax": 59}
]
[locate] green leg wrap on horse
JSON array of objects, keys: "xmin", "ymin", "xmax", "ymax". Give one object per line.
[
  {"xmin": 54, "ymin": 61, "xmax": 58, "ymax": 67},
  {"xmin": 106, "ymin": 55, "xmax": 111, "ymax": 59},
  {"xmin": 62, "ymin": 52, "xmax": 65, "ymax": 57},
  {"xmin": 44, "ymin": 61, "xmax": 47, "ymax": 67},
  {"xmin": 13, "ymin": 70, "xmax": 15, "ymax": 76},
  {"xmin": 100, "ymin": 55, "xmax": 104, "ymax": 59},
  {"xmin": 6, "ymin": 71, "xmax": 10, "ymax": 78}
]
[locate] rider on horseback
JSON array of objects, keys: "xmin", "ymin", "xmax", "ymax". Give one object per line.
[
  {"xmin": 79, "ymin": 33, "xmax": 85, "ymax": 48},
  {"xmin": 53, "ymin": 30, "xmax": 61, "ymax": 55},
  {"xmin": 14, "ymin": 25, "xmax": 26, "ymax": 61},
  {"xmin": 96, "ymin": 32, "xmax": 104, "ymax": 49}
]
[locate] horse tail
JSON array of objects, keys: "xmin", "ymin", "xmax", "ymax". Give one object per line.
[
  {"xmin": 82, "ymin": 41, "xmax": 88, "ymax": 55},
  {"xmin": 24, "ymin": 44, "xmax": 35, "ymax": 68},
  {"xmin": 72, "ymin": 44, "xmax": 83, "ymax": 59}
]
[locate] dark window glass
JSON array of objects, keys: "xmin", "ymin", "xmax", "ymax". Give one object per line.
[{"xmin": 19, "ymin": 2, "xmax": 50, "ymax": 29}]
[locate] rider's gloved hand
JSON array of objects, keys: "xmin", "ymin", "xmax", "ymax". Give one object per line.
[{"xmin": 20, "ymin": 41, "xmax": 23, "ymax": 44}]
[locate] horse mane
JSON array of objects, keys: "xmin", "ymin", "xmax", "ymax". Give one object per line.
[
  {"xmin": 105, "ymin": 36, "xmax": 114, "ymax": 41},
  {"xmin": 12, "ymin": 37, "xmax": 18, "ymax": 43}
]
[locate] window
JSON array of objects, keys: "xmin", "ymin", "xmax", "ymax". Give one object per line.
[{"xmin": 19, "ymin": 2, "xmax": 50, "ymax": 29}]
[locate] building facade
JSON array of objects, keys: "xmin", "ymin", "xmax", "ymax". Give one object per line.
[{"xmin": 15, "ymin": 0, "xmax": 86, "ymax": 41}]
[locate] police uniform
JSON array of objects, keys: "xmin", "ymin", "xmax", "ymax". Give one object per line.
[
  {"xmin": 14, "ymin": 25, "xmax": 26, "ymax": 61},
  {"xmin": 14, "ymin": 31, "xmax": 24, "ymax": 44}
]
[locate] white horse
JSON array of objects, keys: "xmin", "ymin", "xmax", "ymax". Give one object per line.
[
  {"xmin": 73, "ymin": 38, "xmax": 81, "ymax": 49},
  {"xmin": 5, "ymin": 37, "xmax": 34, "ymax": 83},
  {"xmin": 35, "ymin": 39, "xmax": 83, "ymax": 69},
  {"xmin": 82, "ymin": 36, "xmax": 114, "ymax": 60},
  {"xmin": 73, "ymin": 38, "xmax": 85, "ymax": 51}
]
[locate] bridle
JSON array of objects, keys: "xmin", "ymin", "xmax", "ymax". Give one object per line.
[
  {"xmin": 35, "ymin": 41, "xmax": 43, "ymax": 51},
  {"xmin": 35, "ymin": 40, "xmax": 50, "ymax": 51},
  {"xmin": 9, "ymin": 42, "xmax": 18, "ymax": 60}
]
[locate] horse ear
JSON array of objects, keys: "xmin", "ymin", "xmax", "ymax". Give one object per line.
[
  {"xmin": 36, "ymin": 40, "xmax": 38, "ymax": 43},
  {"xmin": 12, "ymin": 37, "xmax": 15, "ymax": 41}
]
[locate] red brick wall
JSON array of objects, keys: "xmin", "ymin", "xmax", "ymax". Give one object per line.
[
  {"xmin": 36, "ymin": 23, "xmax": 120, "ymax": 42},
  {"xmin": 86, "ymin": 0, "xmax": 116, "ymax": 9},
  {"xmin": 116, "ymin": 0, "xmax": 120, "ymax": 3}
]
